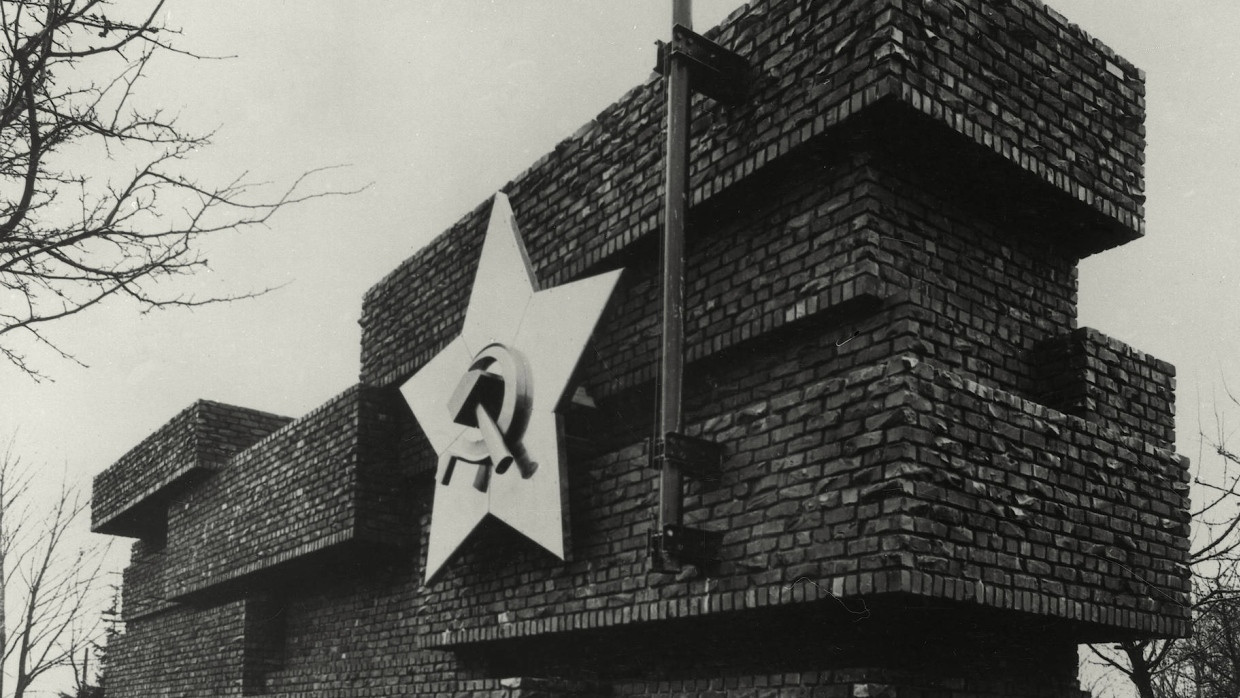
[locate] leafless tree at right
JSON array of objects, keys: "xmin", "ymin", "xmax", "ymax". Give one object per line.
[{"xmin": 1089, "ymin": 387, "xmax": 1240, "ymax": 697}]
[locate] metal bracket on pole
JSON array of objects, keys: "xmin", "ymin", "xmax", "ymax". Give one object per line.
[
  {"xmin": 653, "ymin": 0, "xmax": 743, "ymax": 574},
  {"xmin": 655, "ymin": 25, "xmax": 751, "ymax": 105},
  {"xmin": 648, "ymin": 524, "xmax": 723, "ymax": 573},
  {"xmin": 651, "ymin": 432, "xmax": 724, "ymax": 482}
]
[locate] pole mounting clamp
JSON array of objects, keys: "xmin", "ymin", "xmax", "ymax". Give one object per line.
[{"xmin": 655, "ymin": 24, "xmax": 752, "ymax": 105}]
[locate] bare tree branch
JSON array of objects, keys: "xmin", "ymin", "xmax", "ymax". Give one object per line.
[
  {"xmin": 1089, "ymin": 383, "xmax": 1240, "ymax": 697},
  {"xmin": 0, "ymin": 0, "xmax": 362, "ymax": 379},
  {"xmin": 0, "ymin": 437, "xmax": 112, "ymax": 698}
]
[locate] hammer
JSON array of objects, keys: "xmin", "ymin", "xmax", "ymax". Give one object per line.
[{"xmin": 447, "ymin": 369, "xmax": 515, "ymax": 491}]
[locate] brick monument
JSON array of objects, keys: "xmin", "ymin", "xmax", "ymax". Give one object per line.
[{"xmin": 92, "ymin": 0, "xmax": 1190, "ymax": 695}]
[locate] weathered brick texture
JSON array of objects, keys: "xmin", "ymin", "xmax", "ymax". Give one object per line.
[
  {"xmin": 107, "ymin": 601, "xmax": 247, "ymax": 696},
  {"xmin": 94, "ymin": 0, "xmax": 1182, "ymax": 696},
  {"xmin": 1035, "ymin": 327, "xmax": 1176, "ymax": 448}
]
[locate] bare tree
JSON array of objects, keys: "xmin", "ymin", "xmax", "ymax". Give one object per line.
[
  {"xmin": 0, "ymin": 0, "xmax": 345, "ymax": 379},
  {"xmin": 1088, "ymin": 388, "xmax": 1240, "ymax": 697},
  {"xmin": 0, "ymin": 438, "xmax": 109, "ymax": 698},
  {"xmin": 1175, "ymin": 578, "xmax": 1240, "ymax": 698}
]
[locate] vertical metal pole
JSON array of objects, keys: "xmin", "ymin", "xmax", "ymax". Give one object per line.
[{"xmin": 659, "ymin": 0, "xmax": 692, "ymax": 536}]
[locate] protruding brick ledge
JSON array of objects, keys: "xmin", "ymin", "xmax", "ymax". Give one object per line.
[
  {"xmin": 419, "ymin": 569, "xmax": 1186, "ymax": 651},
  {"xmin": 92, "ymin": 401, "xmax": 292, "ymax": 538},
  {"xmin": 158, "ymin": 385, "xmax": 414, "ymax": 600},
  {"xmin": 418, "ymin": 354, "xmax": 1190, "ymax": 651}
]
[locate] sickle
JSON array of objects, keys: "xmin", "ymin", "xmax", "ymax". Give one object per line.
[{"xmin": 441, "ymin": 343, "xmax": 533, "ymax": 492}]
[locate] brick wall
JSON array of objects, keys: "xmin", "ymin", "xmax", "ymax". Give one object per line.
[
  {"xmin": 95, "ymin": 0, "xmax": 1183, "ymax": 695},
  {"xmin": 1035, "ymin": 327, "xmax": 1177, "ymax": 448},
  {"xmin": 107, "ymin": 601, "xmax": 247, "ymax": 697}
]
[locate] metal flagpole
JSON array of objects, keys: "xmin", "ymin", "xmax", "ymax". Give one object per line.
[
  {"xmin": 658, "ymin": 0, "xmax": 693, "ymax": 540},
  {"xmin": 650, "ymin": 0, "xmax": 745, "ymax": 569}
]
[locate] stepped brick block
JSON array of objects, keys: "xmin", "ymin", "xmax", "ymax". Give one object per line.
[{"xmin": 92, "ymin": 401, "xmax": 292, "ymax": 538}]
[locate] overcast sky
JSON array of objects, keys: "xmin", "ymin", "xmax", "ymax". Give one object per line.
[
  {"xmin": 0, "ymin": 1, "xmax": 745, "ymax": 482},
  {"xmin": 1, "ymin": 2, "xmax": 1237, "ymax": 694}
]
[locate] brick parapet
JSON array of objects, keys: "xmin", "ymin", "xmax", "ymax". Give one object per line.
[
  {"xmin": 1034, "ymin": 327, "xmax": 1176, "ymax": 448},
  {"xmin": 160, "ymin": 385, "xmax": 411, "ymax": 599},
  {"xmin": 91, "ymin": 401, "xmax": 292, "ymax": 537}
]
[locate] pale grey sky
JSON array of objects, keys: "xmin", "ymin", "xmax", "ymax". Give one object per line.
[
  {"xmin": 1, "ymin": 1, "xmax": 754, "ymax": 484},
  {"xmin": 1, "ymin": 3, "xmax": 1237, "ymax": 695}
]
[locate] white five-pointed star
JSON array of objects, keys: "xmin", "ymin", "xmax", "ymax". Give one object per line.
[{"xmin": 400, "ymin": 193, "xmax": 622, "ymax": 583}]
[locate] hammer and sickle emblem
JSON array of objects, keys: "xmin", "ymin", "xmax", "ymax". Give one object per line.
[{"xmin": 441, "ymin": 343, "xmax": 534, "ymax": 492}]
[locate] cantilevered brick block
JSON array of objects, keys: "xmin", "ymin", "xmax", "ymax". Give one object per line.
[
  {"xmin": 161, "ymin": 385, "xmax": 412, "ymax": 599},
  {"xmin": 92, "ymin": 401, "xmax": 292, "ymax": 538},
  {"xmin": 359, "ymin": 0, "xmax": 1146, "ymax": 391}
]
